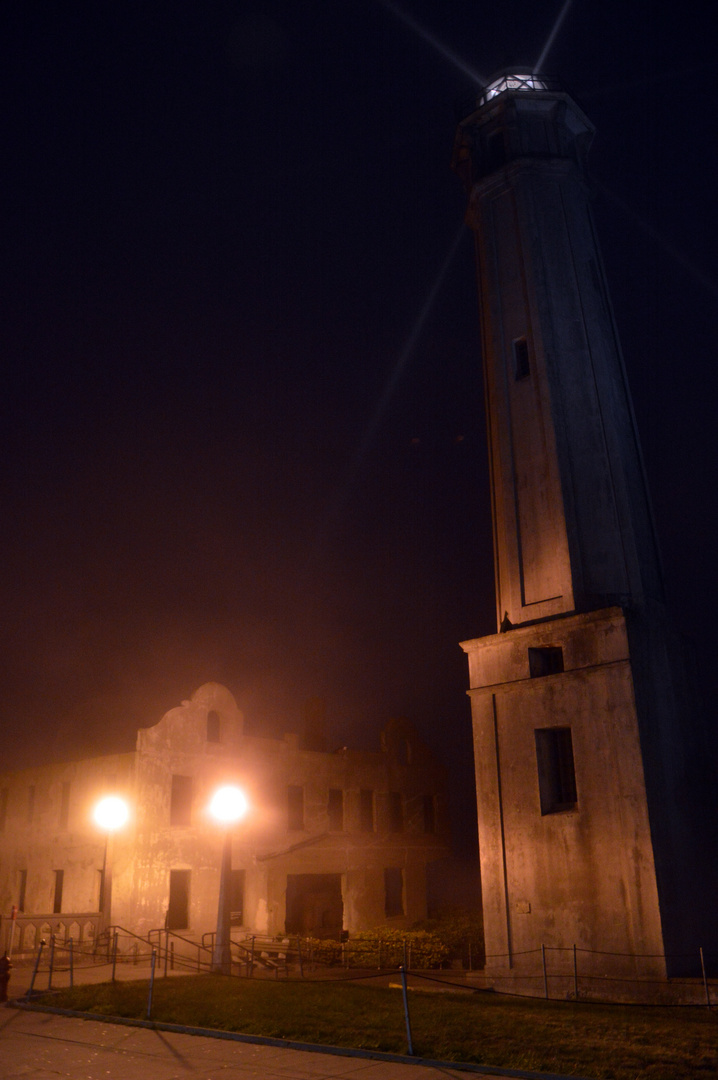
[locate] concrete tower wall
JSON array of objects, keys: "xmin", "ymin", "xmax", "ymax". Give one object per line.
[
  {"xmin": 455, "ymin": 76, "xmax": 716, "ymax": 989},
  {"xmin": 456, "ymin": 91, "xmax": 663, "ymax": 629}
]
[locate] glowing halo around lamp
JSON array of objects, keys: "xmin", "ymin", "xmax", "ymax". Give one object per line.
[
  {"xmin": 93, "ymin": 795, "xmax": 129, "ymax": 832},
  {"xmin": 209, "ymin": 785, "xmax": 248, "ymax": 825}
]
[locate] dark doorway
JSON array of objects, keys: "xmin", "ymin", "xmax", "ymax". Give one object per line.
[
  {"xmin": 285, "ymin": 874, "xmax": 343, "ymax": 937},
  {"xmin": 167, "ymin": 869, "xmax": 190, "ymax": 930}
]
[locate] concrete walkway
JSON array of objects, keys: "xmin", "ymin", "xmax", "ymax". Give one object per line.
[{"xmin": 0, "ymin": 1005, "xmax": 584, "ymax": 1080}]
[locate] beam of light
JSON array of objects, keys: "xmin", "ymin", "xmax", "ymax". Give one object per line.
[
  {"xmin": 355, "ymin": 221, "xmax": 467, "ymax": 464},
  {"xmin": 301, "ymin": 221, "xmax": 468, "ymax": 565},
  {"xmin": 380, "ymin": 0, "xmax": 486, "ymax": 85},
  {"xmin": 534, "ymin": 0, "xmax": 573, "ymax": 72},
  {"xmin": 595, "ymin": 179, "xmax": 718, "ymax": 300}
]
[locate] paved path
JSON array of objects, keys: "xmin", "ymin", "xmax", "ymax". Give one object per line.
[{"xmin": 0, "ymin": 1006, "xmax": 555, "ymax": 1080}]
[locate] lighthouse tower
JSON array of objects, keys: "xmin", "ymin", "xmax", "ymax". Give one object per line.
[{"xmin": 453, "ymin": 72, "xmax": 714, "ymax": 989}]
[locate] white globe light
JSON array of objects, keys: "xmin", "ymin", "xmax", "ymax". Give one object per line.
[
  {"xmin": 94, "ymin": 795, "xmax": 129, "ymax": 832},
  {"xmin": 209, "ymin": 785, "xmax": 248, "ymax": 824}
]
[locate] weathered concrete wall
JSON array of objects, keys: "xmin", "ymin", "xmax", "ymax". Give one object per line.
[
  {"xmin": 463, "ymin": 608, "xmax": 667, "ymax": 981},
  {"xmin": 0, "ymin": 685, "xmax": 449, "ymax": 949}
]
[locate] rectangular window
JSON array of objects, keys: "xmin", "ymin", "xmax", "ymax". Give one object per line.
[
  {"xmin": 167, "ymin": 869, "xmax": 190, "ymax": 930},
  {"xmin": 59, "ymin": 782, "xmax": 71, "ymax": 830},
  {"xmin": 170, "ymin": 775, "xmax": 193, "ymax": 827},
  {"xmin": 288, "ymin": 785, "xmax": 304, "ymax": 830},
  {"xmin": 384, "ymin": 867, "xmax": 404, "ymax": 917},
  {"xmin": 423, "ymin": 794, "xmax": 436, "ymax": 834},
  {"xmin": 328, "ymin": 788, "xmax": 343, "ymax": 831},
  {"xmin": 535, "ymin": 727, "xmax": 577, "ymax": 814},
  {"xmin": 388, "ymin": 792, "xmax": 403, "ymax": 832},
  {"xmin": 18, "ymin": 869, "xmax": 27, "ymax": 912},
  {"xmin": 53, "ymin": 869, "xmax": 64, "ymax": 914},
  {"xmin": 0, "ymin": 788, "xmax": 7, "ymax": 832},
  {"xmin": 512, "ymin": 336, "xmax": 530, "ymax": 379},
  {"xmin": 529, "ymin": 646, "xmax": 564, "ymax": 678},
  {"xmin": 359, "ymin": 789, "xmax": 374, "ymax": 833},
  {"xmin": 27, "ymin": 785, "xmax": 35, "ymax": 824},
  {"xmin": 229, "ymin": 868, "xmax": 245, "ymax": 926}
]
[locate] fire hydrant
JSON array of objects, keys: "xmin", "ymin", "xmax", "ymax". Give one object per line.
[{"xmin": 0, "ymin": 953, "xmax": 11, "ymax": 1003}]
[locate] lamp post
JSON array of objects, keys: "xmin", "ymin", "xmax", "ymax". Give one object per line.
[
  {"xmin": 93, "ymin": 796, "xmax": 129, "ymax": 932},
  {"xmin": 209, "ymin": 785, "xmax": 248, "ymax": 974}
]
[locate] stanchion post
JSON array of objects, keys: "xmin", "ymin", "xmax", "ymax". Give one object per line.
[
  {"xmin": 399, "ymin": 965, "xmax": 414, "ymax": 1056},
  {"xmin": 700, "ymin": 947, "xmax": 711, "ymax": 1008},
  {"xmin": 147, "ymin": 948, "xmax": 156, "ymax": 1020},
  {"xmin": 111, "ymin": 931, "xmax": 118, "ymax": 982},
  {"xmin": 541, "ymin": 943, "xmax": 548, "ymax": 999},
  {"xmin": 28, "ymin": 939, "xmax": 45, "ymax": 996},
  {"xmin": 48, "ymin": 934, "xmax": 55, "ymax": 991},
  {"xmin": 573, "ymin": 943, "xmax": 578, "ymax": 1000}
]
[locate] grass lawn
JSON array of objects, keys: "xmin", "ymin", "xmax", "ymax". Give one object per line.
[{"xmin": 45, "ymin": 975, "xmax": 718, "ymax": 1079}]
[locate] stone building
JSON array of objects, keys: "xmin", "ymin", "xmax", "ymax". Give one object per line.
[
  {"xmin": 452, "ymin": 71, "xmax": 716, "ymax": 989},
  {"xmin": 0, "ymin": 683, "xmax": 449, "ymax": 954}
]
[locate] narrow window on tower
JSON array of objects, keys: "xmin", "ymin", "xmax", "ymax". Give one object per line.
[
  {"xmin": 535, "ymin": 727, "xmax": 577, "ymax": 814},
  {"xmin": 529, "ymin": 646, "xmax": 564, "ymax": 677},
  {"xmin": 512, "ymin": 337, "xmax": 530, "ymax": 380},
  {"xmin": 288, "ymin": 785, "xmax": 304, "ymax": 830}
]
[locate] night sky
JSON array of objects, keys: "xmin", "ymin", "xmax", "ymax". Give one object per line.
[{"xmin": 2, "ymin": 2, "xmax": 716, "ymax": 854}]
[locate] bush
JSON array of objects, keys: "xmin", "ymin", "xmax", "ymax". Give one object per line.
[{"xmin": 347, "ymin": 928, "xmax": 449, "ymax": 969}]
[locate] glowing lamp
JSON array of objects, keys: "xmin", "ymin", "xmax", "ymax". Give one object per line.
[
  {"xmin": 94, "ymin": 795, "xmax": 129, "ymax": 832},
  {"xmin": 209, "ymin": 785, "xmax": 248, "ymax": 825},
  {"xmin": 481, "ymin": 72, "xmax": 547, "ymax": 105}
]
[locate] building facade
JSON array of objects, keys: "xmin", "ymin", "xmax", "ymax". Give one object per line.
[
  {"xmin": 0, "ymin": 683, "xmax": 449, "ymax": 954},
  {"xmin": 452, "ymin": 72, "xmax": 715, "ymax": 987}
]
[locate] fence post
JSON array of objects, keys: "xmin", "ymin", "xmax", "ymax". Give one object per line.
[
  {"xmin": 573, "ymin": 943, "xmax": 578, "ymax": 1000},
  {"xmin": 399, "ymin": 965, "xmax": 414, "ymax": 1056},
  {"xmin": 147, "ymin": 949, "xmax": 157, "ymax": 1020},
  {"xmin": 48, "ymin": 934, "xmax": 56, "ymax": 991},
  {"xmin": 541, "ymin": 943, "xmax": 548, "ymax": 999},
  {"xmin": 700, "ymin": 947, "xmax": 711, "ymax": 1008},
  {"xmin": 111, "ymin": 931, "xmax": 118, "ymax": 982},
  {"xmin": 69, "ymin": 938, "xmax": 74, "ymax": 989},
  {"xmin": 296, "ymin": 937, "xmax": 303, "ymax": 978},
  {"xmin": 28, "ymin": 939, "xmax": 45, "ymax": 996}
]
